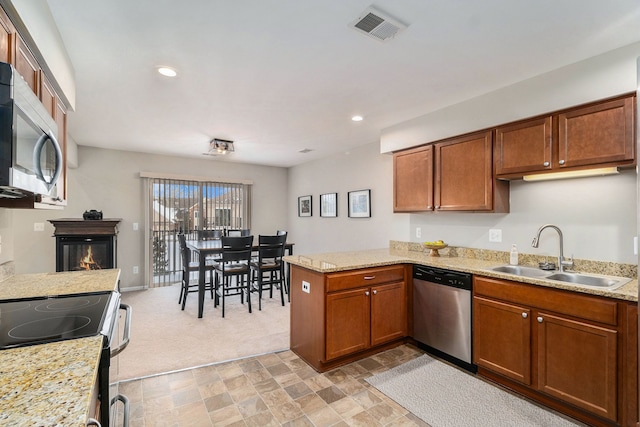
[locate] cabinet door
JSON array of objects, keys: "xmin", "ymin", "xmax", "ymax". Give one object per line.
[
  {"xmin": 558, "ymin": 96, "xmax": 635, "ymax": 169},
  {"xmin": 495, "ymin": 116, "xmax": 552, "ymax": 176},
  {"xmin": 0, "ymin": 7, "xmax": 13, "ymax": 64},
  {"xmin": 39, "ymin": 72, "xmax": 56, "ymax": 119},
  {"xmin": 14, "ymin": 34, "xmax": 39, "ymax": 95},
  {"xmin": 393, "ymin": 145, "xmax": 433, "ymax": 212},
  {"xmin": 537, "ymin": 311, "xmax": 617, "ymax": 421},
  {"xmin": 370, "ymin": 281, "xmax": 407, "ymax": 347},
  {"xmin": 473, "ymin": 296, "xmax": 531, "ymax": 385},
  {"xmin": 326, "ymin": 288, "xmax": 370, "ymax": 360},
  {"xmin": 435, "ymin": 130, "xmax": 494, "ymax": 211}
]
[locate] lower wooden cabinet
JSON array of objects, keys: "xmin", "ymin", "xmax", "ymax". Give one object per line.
[
  {"xmin": 473, "ymin": 276, "xmax": 637, "ymax": 426},
  {"xmin": 290, "ymin": 264, "xmax": 408, "ymax": 372}
]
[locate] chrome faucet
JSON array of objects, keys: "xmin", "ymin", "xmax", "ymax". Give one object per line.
[{"xmin": 531, "ymin": 224, "xmax": 573, "ymax": 272}]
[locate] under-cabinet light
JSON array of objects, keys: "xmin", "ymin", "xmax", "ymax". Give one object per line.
[{"xmin": 522, "ymin": 167, "xmax": 619, "ymax": 182}]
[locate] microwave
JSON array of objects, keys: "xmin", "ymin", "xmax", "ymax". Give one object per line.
[{"xmin": 0, "ymin": 61, "xmax": 64, "ymax": 206}]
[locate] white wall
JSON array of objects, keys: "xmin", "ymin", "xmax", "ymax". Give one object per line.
[
  {"xmin": 409, "ymin": 170, "xmax": 637, "ymax": 264},
  {"xmin": 288, "ymin": 143, "xmax": 397, "ymax": 255},
  {"xmin": 9, "ymin": 146, "xmax": 288, "ymax": 289},
  {"xmin": 381, "ymin": 42, "xmax": 640, "ymax": 153}
]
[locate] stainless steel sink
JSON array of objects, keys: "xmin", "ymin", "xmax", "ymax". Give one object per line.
[
  {"xmin": 491, "ymin": 265, "xmax": 550, "ymax": 278},
  {"xmin": 489, "ymin": 265, "xmax": 632, "ymax": 290},
  {"xmin": 545, "ymin": 272, "xmax": 631, "ymax": 289}
]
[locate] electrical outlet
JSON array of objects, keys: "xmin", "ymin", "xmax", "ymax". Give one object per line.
[
  {"xmin": 133, "ymin": 223, "xmax": 139, "ymax": 231},
  {"xmin": 133, "ymin": 266, "xmax": 139, "ymax": 274},
  {"xmin": 302, "ymin": 280, "xmax": 310, "ymax": 294},
  {"xmin": 634, "ymin": 236, "xmax": 638, "ymax": 256},
  {"xmin": 416, "ymin": 227, "xmax": 421, "ymax": 239},
  {"xmin": 489, "ymin": 229, "xmax": 502, "ymax": 243},
  {"xmin": 33, "ymin": 222, "xmax": 44, "ymax": 232}
]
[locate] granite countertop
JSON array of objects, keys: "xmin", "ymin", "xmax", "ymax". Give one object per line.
[
  {"xmin": 0, "ymin": 269, "xmax": 121, "ymax": 426},
  {"xmin": 0, "ymin": 268, "xmax": 121, "ymax": 300},
  {"xmin": 0, "ymin": 336, "xmax": 104, "ymax": 426},
  {"xmin": 284, "ymin": 247, "xmax": 638, "ymax": 302}
]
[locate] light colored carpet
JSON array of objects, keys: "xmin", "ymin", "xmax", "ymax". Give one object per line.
[
  {"xmin": 366, "ymin": 354, "xmax": 583, "ymax": 427},
  {"xmin": 117, "ymin": 284, "xmax": 289, "ymax": 380}
]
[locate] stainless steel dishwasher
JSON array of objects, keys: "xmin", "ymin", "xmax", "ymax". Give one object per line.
[{"xmin": 412, "ymin": 265, "xmax": 475, "ymax": 372}]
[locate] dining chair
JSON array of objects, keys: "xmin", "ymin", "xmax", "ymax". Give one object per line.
[
  {"xmin": 213, "ymin": 235, "xmax": 254, "ymax": 317},
  {"xmin": 226, "ymin": 228, "xmax": 250, "ymax": 237},
  {"xmin": 199, "ymin": 229, "xmax": 223, "ymax": 240},
  {"xmin": 250, "ymin": 234, "xmax": 287, "ymax": 310},
  {"xmin": 177, "ymin": 233, "xmax": 215, "ymax": 310},
  {"xmin": 275, "ymin": 230, "xmax": 290, "ymax": 300}
]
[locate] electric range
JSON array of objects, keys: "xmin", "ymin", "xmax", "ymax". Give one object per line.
[{"xmin": 0, "ymin": 291, "xmax": 131, "ymax": 426}]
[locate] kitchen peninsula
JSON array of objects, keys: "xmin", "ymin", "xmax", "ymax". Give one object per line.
[
  {"xmin": 285, "ymin": 243, "xmax": 638, "ymax": 427},
  {"xmin": 0, "ymin": 269, "xmax": 121, "ymax": 426}
]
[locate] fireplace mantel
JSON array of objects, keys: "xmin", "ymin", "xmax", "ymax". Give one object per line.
[{"xmin": 48, "ymin": 218, "xmax": 122, "ymax": 236}]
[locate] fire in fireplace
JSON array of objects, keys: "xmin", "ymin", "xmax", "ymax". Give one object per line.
[
  {"xmin": 58, "ymin": 236, "xmax": 113, "ymax": 272},
  {"xmin": 49, "ymin": 218, "xmax": 122, "ymax": 273}
]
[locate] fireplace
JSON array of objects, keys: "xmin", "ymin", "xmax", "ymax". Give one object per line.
[{"xmin": 49, "ymin": 218, "xmax": 122, "ymax": 272}]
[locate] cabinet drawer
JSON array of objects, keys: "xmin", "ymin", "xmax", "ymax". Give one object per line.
[
  {"xmin": 327, "ymin": 266, "xmax": 405, "ymax": 292},
  {"xmin": 474, "ymin": 276, "xmax": 618, "ymax": 326}
]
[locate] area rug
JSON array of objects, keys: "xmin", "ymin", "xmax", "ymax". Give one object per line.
[{"xmin": 366, "ymin": 355, "xmax": 583, "ymax": 427}]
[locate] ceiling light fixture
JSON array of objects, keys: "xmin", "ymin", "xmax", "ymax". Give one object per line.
[
  {"xmin": 351, "ymin": 115, "xmax": 364, "ymax": 122},
  {"xmin": 157, "ymin": 66, "xmax": 177, "ymax": 77},
  {"xmin": 522, "ymin": 167, "xmax": 619, "ymax": 182},
  {"xmin": 208, "ymin": 138, "xmax": 234, "ymax": 155}
]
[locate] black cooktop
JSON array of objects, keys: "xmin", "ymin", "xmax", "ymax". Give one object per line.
[{"xmin": 0, "ymin": 291, "xmax": 115, "ymax": 350}]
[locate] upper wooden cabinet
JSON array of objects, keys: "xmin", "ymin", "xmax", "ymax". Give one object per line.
[
  {"xmin": 14, "ymin": 34, "xmax": 39, "ymax": 95},
  {"xmin": 393, "ymin": 145, "xmax": 433, "ymax": 212},
  {"xmin": 495, "ymin": 94, "xmax": 636, "ymax": 179},
  {"xmin": 495, "ymin": 116, "xmax": 553, "ymax": 176},
  {"xmin": 392, "ymin": 131, "xmax": 509, "ymax": 213},
  {"xmin": 435, "ymin": 130, "xmax": 508, "ymax": 212},
  {"xmin": 0, "ymin": 7, "xmax": 13, "ymax": 64},
  {"xmin": 558, "ymin": 96, "xmax": 635, "ymax": 169}
]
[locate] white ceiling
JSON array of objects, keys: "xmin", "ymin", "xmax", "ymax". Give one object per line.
[{"xmin": 46, "ymin": 0, "xmax": 640, "ymax": 168}]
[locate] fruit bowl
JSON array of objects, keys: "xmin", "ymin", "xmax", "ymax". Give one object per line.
[{"xmin": 423, "ymin": 242, "xmax": 448, "ymax": 257}]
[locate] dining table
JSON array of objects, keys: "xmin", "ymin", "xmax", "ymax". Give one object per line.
[{"xmin": 186, "ymin": 239, "xmax": 294, "ymax": 318}]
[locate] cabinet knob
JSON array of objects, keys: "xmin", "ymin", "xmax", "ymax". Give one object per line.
[
  {"xmin": 543, "ymin": 161, "xmax": 550, "ymax": 167},
  {"xmin": 372, "ymin": 290, "xmax": 377, "ymax": 295},
  {"xmin": 522, "ymin": 312, "xmax": 528, "ymax": 319},
  {"xmin": 537, "ymin": 316, "xmax": 543, "ymax": 323},
  {"xmin": 559, "ymin": 160, "xmax": 565, "ymax": 165},
  {"xmin": 365, "ymin": 291, "xmax": 370, "ymax": 296}
]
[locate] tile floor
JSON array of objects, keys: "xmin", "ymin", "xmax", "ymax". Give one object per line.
[{"xmin": 120, "ymin": 344, "xmax": 430, "ymax": 426}]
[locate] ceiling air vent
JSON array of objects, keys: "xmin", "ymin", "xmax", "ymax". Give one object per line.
[{"xmin": 349, "ymin": 6, "xmax": 407, "ymax": 43}]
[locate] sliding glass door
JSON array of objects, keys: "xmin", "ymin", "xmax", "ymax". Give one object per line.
[{"xmin": 147, "ymin": 177, "xmax": 251, "ymax": 288}]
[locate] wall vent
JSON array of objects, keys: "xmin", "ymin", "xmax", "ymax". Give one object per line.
[{"xmin": 349, "ymin": 6, "xmax": 407, "ymax": 43}]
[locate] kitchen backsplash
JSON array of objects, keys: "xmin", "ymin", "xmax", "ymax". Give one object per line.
[{"xmin": 390, "ymin": 240, "xmax": 637, "ymax": 279}]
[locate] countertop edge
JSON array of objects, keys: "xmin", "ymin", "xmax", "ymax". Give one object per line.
[{"xmin": 284, "ymin": 250, "xmax": 638, "ymax": 302}]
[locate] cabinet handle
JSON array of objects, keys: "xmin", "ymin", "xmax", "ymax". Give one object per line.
[
  {"xmin": 372, "ymin": 290, "xmax": 377, "ymax": 295},
  {"xmin": 543, "ymin": 161, "xmax": 550, "ymax": 167},
  {"xmin": 537, "ymin": 316, "xmax": 543, "ymax": 323},
  {"xmin": 365, "ymin": 291, "xmax": 370, "ymax": 296},
  {"xmin": 364, "ymin": 276, "xmax": 376, "ymax": 280},
  {"xmin": 522, "ymin": 312, "xmax": 528, "ymax": 319},
  {"xmin": 559, "ymin": 160, "xmax": 565, "ymax": 165}
]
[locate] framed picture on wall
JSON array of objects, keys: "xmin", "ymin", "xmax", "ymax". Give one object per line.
[
  {"xmin": 298, "ymin": 195, "xmax": 312, "ymax": 217},
  {"xmin": 348, "ymin": 189, "xmax": 371, "ymax": 218},
  {"xmin": 320, "ymin": 193, "xmax": 338, "ymax": 217}
]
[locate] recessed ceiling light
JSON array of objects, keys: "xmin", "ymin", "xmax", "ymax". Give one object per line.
[
  {"xmin": 352, "ymin": 115, "xmax": 363, "ymax": 122},
  {"xmin": 157, "ymin": 66, "xmax": 177, "ymax": 77}
]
